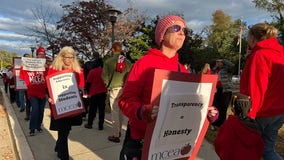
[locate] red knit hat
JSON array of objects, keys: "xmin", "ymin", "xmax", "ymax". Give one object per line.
[
  {"xmin": 155, "ymin": 15, "xmax": 186, "ymax": 46},
  {"xmin": 36, "ymin": 46, "xmax": 46, "ymax": 55}
]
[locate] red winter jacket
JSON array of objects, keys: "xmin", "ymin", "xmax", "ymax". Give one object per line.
[
  {"xmin": 118, "ymin": 48, "xmax": 188, "ymax": 139},
  {"xmin": 240, "ymin": 37, "xmax": 284, "ymax": 118},
  {"xmin": 215, "ymin": 115, "xmax": 264, "ymax": 160}
]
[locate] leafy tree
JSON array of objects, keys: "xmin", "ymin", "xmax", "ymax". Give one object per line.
[
  {"xmin": 0, "ymin": 50, "xmax": 18, "ymax": 69},
  {"xmin": 252, "ymin": 0, "xmax": 284, "ymax": 43},
  {"xmin": 123, "ymin": 15, "xmax": 156, "ymax": 62},
  {"xmin": 27, "ymin": 0, "xmax": 145, "ymax": 60},
  {"xmin": 115, "ymin": 7, "xmax": 147, "ymax": 45},
  {"xmin": 201, "ymin": 10, "xmax": 246, "ymax": 74},
  {"xmin": 204, "ymin": 10, "xmax": 234, "ymax": 56},
  {"xmin": 55, "ymin": 1, "xmax": 146, "ymax": 60},
  {"xmin": 55, "ymin": 0, "xmax": 111, "ymax": 60}
]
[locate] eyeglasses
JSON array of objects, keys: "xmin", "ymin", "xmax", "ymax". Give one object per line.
[
  {"xmin": 63, "ymin": 56, "xmax": 74, "ymax": 59},
  {"xmin": 167, "ymin": 25, "xmax": 187, "ymax": 35}
]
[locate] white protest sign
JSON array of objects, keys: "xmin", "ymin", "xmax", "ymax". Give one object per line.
[
  {"xmin": 14, "ymin": 69, "xmax": 27, "ymax": 90},
  {"xmin": 47, "ymin": 71, "xmax": 84, "ymax": 119},
  {"xmin": 22, "ymin": 57, "xmax": 46, "ymax": 71},
  {"xmin": 158, "ymin": 94, "xmax": 208, "ymax": 145},
  {"xmin": 147, "ymin": 80, "xmax": 212, "ymax": 160},
  {"xmin": 13, "ymin": 57, "xmax": 22, "ymax": 69}
]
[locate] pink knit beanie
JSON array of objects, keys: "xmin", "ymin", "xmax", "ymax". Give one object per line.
[{"xmin": 155, "ymin": 15, "xmax": 186, "ymax": 46}]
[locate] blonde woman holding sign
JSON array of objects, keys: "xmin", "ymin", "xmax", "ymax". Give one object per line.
[{"xmin": 47, "ymin": 46, "xmax": 84, "ymax": 160}]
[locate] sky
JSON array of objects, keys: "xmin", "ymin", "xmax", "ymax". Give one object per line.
[{"xmin": 0, "ymin": 0, "xmax": 273, "ymax": 56}]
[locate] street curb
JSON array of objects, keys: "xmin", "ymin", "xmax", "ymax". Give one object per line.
[{"xmin": 1, "ymin": 88, "xmax": 34, "ymax": 160}]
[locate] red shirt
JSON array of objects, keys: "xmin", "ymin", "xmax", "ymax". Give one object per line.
[
  {"xmin": 215, "ymin": 115, "xmax": 264, "ymax": 160},
  {"xmin": 86, "ymin": 68, "xmax": 107, "ymax": 96},
  {"xmin": 19, "ymin": 67, "xmax": 47, "ymax": 99},
  {"xmin": 204, "ymin": 69, "xmax": 211, "ymax": 75},
  {"xmin": 240, "ymin": 37, "xmax": 284, "ymax": 118}
]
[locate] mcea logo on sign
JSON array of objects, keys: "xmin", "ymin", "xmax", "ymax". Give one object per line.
[{"xmin": 150, "ymin": 143, "xmax": 192, "ymax": 160}]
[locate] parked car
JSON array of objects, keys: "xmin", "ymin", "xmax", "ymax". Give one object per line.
[{"xmin": 232, "ymin": 75, "xmax": 240, "ymax": 83}]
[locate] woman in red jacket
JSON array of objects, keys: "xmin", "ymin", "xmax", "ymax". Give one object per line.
[
  {"xmin": 240, "ymin": 23, "xmax": 284, "ymax": 160},
  {"xmin": 48, "ymin": 46, "xmax": 84, "ymax": 160},
  {"xmin": 118, "ymin": 15, "xmax": 219, "ymax": 160}
]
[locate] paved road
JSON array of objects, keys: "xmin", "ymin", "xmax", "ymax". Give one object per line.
[{"xmin": 1, "ymin": 82, "xmax": 220, "ymax": 160}]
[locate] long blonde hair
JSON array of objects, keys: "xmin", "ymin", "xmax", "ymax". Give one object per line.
[
  {"xmin": 202, "ymin": 63, "xmax": 211, "ymax": 74},
  {"xmin": 51, "ymin": 46, "xmax": 81, "ymax": 73}
]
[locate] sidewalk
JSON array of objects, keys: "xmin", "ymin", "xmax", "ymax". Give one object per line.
[{"xmin": 2, "ymin": 88, "xmax": 220, "ymax": 160}]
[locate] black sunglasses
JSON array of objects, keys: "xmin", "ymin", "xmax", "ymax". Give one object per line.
[{"xmin": 167, "ymin": 25, "xmax": 188, "ymax": 35}]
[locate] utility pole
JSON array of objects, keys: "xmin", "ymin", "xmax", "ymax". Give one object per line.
[{"xmin": 238, "ymin": 21, "xmax": 243, "ymax": 77}]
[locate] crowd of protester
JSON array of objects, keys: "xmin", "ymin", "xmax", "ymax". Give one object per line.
[{"xmin": 1, "ymin": 15, "xmax": 283, "ymax": 160}]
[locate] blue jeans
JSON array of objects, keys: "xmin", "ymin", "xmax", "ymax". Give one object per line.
[
  {"xmin": 256, "ymin": 114, "xmax": 284, "ymax": 160},
  {"xmin": 29, "ymin": 97, "xmax": 46, "ymax": 131},
  {"xmin": 17, "ymin": 91, "xmax": 26, "ymax": 110}
]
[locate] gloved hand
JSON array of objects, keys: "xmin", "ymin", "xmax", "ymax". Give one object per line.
[
  {"xmin": 207, "ymin": 106, "xmax": 219, "ymax": 123},
  {"xmin": 137, "ymin": 105, "xmax": 159, "ymax": 123}
]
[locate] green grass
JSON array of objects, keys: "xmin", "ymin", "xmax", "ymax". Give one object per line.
[{"xmin": 205, "ymin": 127, "xmax": 218, "ymax": 144}]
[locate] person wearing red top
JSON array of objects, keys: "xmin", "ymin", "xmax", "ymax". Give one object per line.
[
  {"xmin": 118, "ymin": 15, "xmax": 219, "ymax": 160},
  {"xmin": 201, "ymin": 63, "xmax": 211, "ymax": 74},
  {"xmin": 84, "ymin": 58, "xmax": 107, "ymax": 130},
  {"xmin": 214, "ymin": 115, "xmax": 264, "ymax": 160},
  {"xmin": 240, "ymin": 23, "xmax": 284, "ymax": 160},
  {"xmin": 47, "ymin": 46, "xmax": 84, "ymax": 160},
  {"xmin": 20, "ymin": 46, "xmax": 47, "ymax": 136}
]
